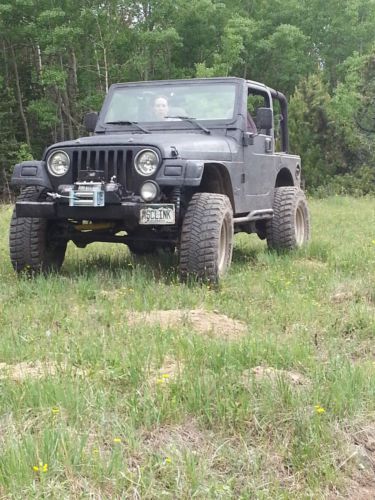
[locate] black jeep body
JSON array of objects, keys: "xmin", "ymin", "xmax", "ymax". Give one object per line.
[{"xmin": 10, "ymin": 77, "xmax": 310, "ymax": 281}]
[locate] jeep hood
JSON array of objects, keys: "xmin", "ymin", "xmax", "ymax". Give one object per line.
[{"xmin": 45, "ymin": 132, "xmax": 236, "ymax": 162}]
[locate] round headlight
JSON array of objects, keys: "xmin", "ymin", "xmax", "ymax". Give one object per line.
[
  {"xmin": 47, "ymin": 150, "xmax": 70, "ymax": 176},
  {"xmin": 134, "ymin": 149, "xmax": 159, "ymax": 176},
  {"xmin": 140, "ymin": 181, "xmax": 159, "ymax": 202}
]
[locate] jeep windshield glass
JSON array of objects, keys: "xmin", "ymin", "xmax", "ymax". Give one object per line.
[
  {"xmin": 103, "ymin": 82, "xmax": 237, "ymax": 126},
  {"xmin": 105, "ymin": 120, "xmax": 150, "ymax": 133},
  {"xmin": 165, "ymin": 116, "xmax": 211, "ymax": 134}
]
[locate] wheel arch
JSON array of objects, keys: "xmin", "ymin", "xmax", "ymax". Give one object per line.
[
  {"xmin": 199, "ymin": 162, "xmax": 235, "ymax": 209},
  {"xmin": 275, "ymin": 167, "xmax": 294, "ymax": 188}
]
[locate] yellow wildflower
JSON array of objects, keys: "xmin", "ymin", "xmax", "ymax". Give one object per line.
[
  {"xmin": 33, "ymin": 462, "xmax": 48, "ymax": 473},
  {"xmin": 51, "ymin": 407, "xmax": 60, "ymax": 415},
  {"xmin": 162, "ymin": 374, "xmax": 170, "ymax": 379},
  {"xmin": 113, "ymin": 437, "xmax": 122, "ymax": 443},
  {"xmin": 314, "ymin": 405, "xmax": 326, "ymax": 414},
  {"xmin": 156, "ymin": 378, "xmax": 164, "ymax": 384},
  {"xmin": 164, "ymin": 456, "xmax": 172, "ymax": 464}
]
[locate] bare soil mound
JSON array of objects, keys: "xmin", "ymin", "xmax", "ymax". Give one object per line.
[
  {"xmin": 0, "ymin": 361, "xmax": 85, "ymax": 382},
  {"xmin": 148, "ymin": 355, "xmax": 184, "ymax": 386},
  {"xmin": 242, "ymin": 366, "xmax": 310, "ymax": 387},
  {"xmin": 141, "ymin": 418, "xmax": 213, "ymax": 455},
  {"xmin": 127, "ymin": 309, "xmax": 247, "ymax": 340},
  {"xmin": 340, "ymin": 424, "xmax": 375, "ymax": 499}
]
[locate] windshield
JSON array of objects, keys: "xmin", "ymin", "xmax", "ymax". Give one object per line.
[{"xmin": 103, "ymin": 82, "xmax": 237, "ymax": 124}]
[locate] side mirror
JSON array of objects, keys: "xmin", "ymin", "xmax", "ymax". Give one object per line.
[
  {"xmin": 256, "ymin": 107, "xmax": 273, "ymax": 130},
  {"xmin": 84, "ymin": 112, "xmax": 98, "ymax": 132}
]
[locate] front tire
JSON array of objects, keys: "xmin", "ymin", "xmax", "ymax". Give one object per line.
[
  {"xmin": 9, "ymin": 187, "xmax": 67, "ymax": 274},
  {"xmin": 179, "ymin": 192, "xmax": 233, "ymax": 283},
  {"xmin": 266, "ymin": 186, "xmax": 311, "ymax": 250}
]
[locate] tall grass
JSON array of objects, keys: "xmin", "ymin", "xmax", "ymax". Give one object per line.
[{"xmin": 0, "ymin": 196, "xmax": 374, "ymax": 498}]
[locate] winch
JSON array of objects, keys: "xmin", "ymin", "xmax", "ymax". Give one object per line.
[{"xmin": 68, "ymin": 182, "xmax": 105, "ymax": 207}]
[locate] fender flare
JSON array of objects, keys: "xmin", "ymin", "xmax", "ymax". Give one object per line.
[{"xmin": 11, "ymin": 161, "xmax": 52, "ymax": 190}]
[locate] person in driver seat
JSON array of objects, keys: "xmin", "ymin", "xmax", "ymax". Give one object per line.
[{"xmin": 152, "ymin": 96, "xmax": 169, "ymax": 120}]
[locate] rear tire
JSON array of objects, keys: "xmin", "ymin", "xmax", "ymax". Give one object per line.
[
  {"xmin": 179, "ymin": 192, "xmax": 233, "ymax": 283},
  {"xmin": 266, "ymin": 186, "xmax": 310, "ymax": 250},
  {"xmin": 9, "ymin": 187, "xmax": 67, "ymax": 274}
]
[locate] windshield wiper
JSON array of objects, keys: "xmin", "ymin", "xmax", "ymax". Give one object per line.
[
  {"xmin": 105, "ymin": 121, "xmax": 150, "ymax": 134},
  {"xmin": 165, "ymin": 116, "xmax": 211, "ymax": 134}
]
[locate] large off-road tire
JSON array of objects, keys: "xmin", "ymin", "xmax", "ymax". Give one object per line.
[
  {"xmin": 9, "ymin": 186, "xmax": 67, "ymax": 274},
  {"xmin": 266, "ymin": 186, "xmax": 311, "ymax": 250},
  {"xmin": 179, "ymin": 192, "xmax": 233, "ymax": 283}
]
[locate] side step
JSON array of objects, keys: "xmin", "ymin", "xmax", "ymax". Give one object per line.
[{"xmin": 233, "ymin": 209, "xmax": 273, "ymax": 224}]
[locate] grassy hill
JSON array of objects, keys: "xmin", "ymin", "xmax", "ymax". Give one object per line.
[{"xmin": 0, "ymin": 196, "xmax": 374, "ymax": 498}]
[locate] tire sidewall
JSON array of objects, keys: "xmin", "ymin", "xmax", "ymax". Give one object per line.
[
  {"xmin": 179, "ymin": 192, "xmax": 234, "ymax": 282},
  {"xmin": 218, "ymin": 206, "xmax": 234, "ymax": 276},
  {"xmin": 266, "ymin": 187, "xmax": 311, "ymax": 250},
  {"xmin": 293, "ymin": 192, "xmax": 310, "ymax": 247}
]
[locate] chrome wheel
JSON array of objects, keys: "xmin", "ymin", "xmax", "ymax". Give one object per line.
[
  {"xmin": 218, "ymin": 219, "xmax": 229, "ymax": 274},
  {"xmin": 295, "ymin": 204, "xmax": 305, "ymax": 246}
]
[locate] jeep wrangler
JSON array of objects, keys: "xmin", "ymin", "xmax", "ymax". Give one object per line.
[{"xmin": 9, "ymin": 77, "xmax": 310, "ymax": 282}]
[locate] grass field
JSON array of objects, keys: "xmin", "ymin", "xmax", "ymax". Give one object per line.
[{"xmin": 0, "ymin": 196, "xmax": 374, "ymax": 498}]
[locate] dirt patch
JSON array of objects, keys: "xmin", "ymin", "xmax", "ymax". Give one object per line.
[
  {"xmin": 0, "ymin": 361, "xmax": 86, "ymax": 382},
  {"xmin": 351, "ymin": 424, "xmax": 375, "ymax": 458},
  {"xmin": 149, "ymin": 356, "xmax": 184, "ymax": 386},
  {"xmin": 351, "ymin": 341, "xmax": 375, "ymax": 363},
  {"xmin": 242, "ymin": 366, "xmax": 310, "ymax": 387},
  {"xmin": 298, "ymin": 259, "xmax": 327, "ymax": 270},
  {"xmin": 344, "ymin": 482, "xmax": 375, "ymax": 500},
  {"xmin": 330, "ymin": 284, "xmax": 374, "ymax": 306},
  {"xmin": 141, "ymin": 418, "xmax": 214, "ymax": 456},
  {"xmin": 337, "ymin": 424, "xmax": 375, "ymax": 499},
  {"xmin": 127, "ymin": 309, "xmax": 247, "ymax": 340},
  {"xmin": 330, "ymin": 291, "xmax": 355, "ymax": 304}
]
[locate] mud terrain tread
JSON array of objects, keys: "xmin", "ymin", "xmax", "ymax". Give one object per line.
[
  {"xmin": 266, "ymin": 186, "xmax": 310, "ymax": 250},
  {"xmin": 9, "ymin": 186, "xmax": 66, "ymax": 273},
  {"xmin": 179, "ymin": 192, "xmax": 233, "ymax": 282}
]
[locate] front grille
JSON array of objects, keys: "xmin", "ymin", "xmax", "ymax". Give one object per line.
[{"xmin": 70, "ymin": 147, "xmax": 134, "ymax": 190}]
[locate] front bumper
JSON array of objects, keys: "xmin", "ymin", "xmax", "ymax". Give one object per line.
[{"xmin": 16, "ymin": 200, "xmax": 156, "ymax": 222}]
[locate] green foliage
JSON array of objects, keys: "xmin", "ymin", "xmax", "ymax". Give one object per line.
[
  {"xmin": 27, "ymin": 99, "xmax": 59, "ymax": 130},
  {"xmin": 289, "ymin": 51, "xmax": 375, "ymax": 192},
  {"xmin": 15, "ymin": 143, "xmax": 33, "ymax": 162},
  {"xmin": 79, "ymin": 93, "xmax": 106, "ymax": 113},
  {"xmin": 40, "ymin": 68, "xmax": 67, "ymax": 90},
  {"xmin": 313, "ymin": 167, "xmax": 375, "ymax": 197},
  {"xmin": 257, "ymin": 24, "xmax": 315, "ymax": 95},
  {"xmin": 289, "ymin": 74, "xmax": 334, "ymax": 187},
  {"xmin": 0, "ymin": 0, "xmax": 375, "ymax": 195},
  {"xmin": 37, "ymin": 8, "xmax": 66, "ymax": 22}
]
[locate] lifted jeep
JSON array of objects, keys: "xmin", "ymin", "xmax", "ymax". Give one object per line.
[{"xmin": 9, "ymin": 77, "xmax": 310, "ymax": 282}]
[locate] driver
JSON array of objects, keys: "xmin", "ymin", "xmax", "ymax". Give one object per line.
[{"xmin": 152, "ymin": 95, "xmax": 169, "ymax": 120}]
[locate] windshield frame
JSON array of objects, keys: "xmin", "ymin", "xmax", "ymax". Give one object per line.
[{"xmin": 96, "ymin": 78, "xmax": 243, "ymax": 133}]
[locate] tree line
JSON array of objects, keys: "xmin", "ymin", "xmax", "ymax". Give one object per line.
[{"xmin": 1, "ymin": 0, "xmax": 374, "ymax": 198}]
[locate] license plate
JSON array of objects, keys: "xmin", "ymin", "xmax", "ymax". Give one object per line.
[{"xmin": 139, "ymin": 204, "xmax": 175, "ymax": 225}]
